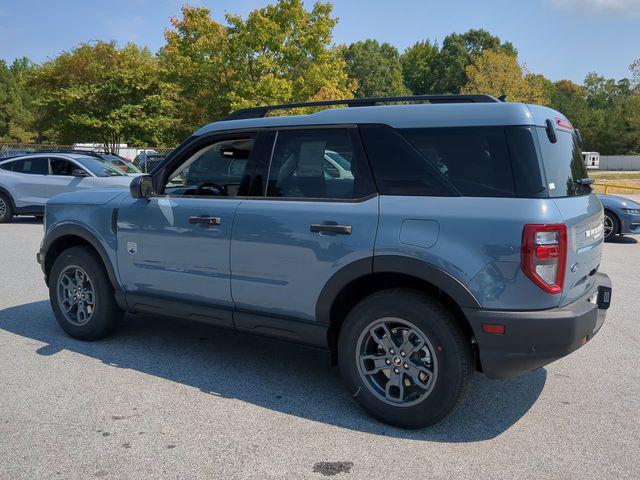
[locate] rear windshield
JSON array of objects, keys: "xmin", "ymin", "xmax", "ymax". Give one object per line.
[{"xmin": 536, "ymin": 127, "xmax": 590, "ymax": 197}]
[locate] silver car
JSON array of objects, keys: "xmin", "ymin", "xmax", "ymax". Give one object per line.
[{"xmin": 0, "ymin": 153, "xmax": 134, "ymax": 223}]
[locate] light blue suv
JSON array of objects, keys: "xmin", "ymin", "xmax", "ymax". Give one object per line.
[{"xmin": 38, "ymin": 95, "xmax": 612, "ymax": 429}]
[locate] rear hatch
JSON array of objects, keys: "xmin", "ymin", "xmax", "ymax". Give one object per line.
[{"xmin": 535, "ymin": 125, "xmax": 603, "ymax": 307}]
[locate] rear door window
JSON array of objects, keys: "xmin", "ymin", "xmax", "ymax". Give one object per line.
[
  {"xmin": 536, "ymin": 128, "xmax": 590, "ymax": 197},
  {"xmin": 4, "ymin": 157, "xmax": 49, "ymax": 175}
]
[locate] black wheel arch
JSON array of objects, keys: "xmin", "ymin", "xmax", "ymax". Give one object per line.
[
  {"xmin": 317, "ymin": 255, "xmax": 481, "ymax": 359},
  {"xmin": 42, "ymin": 224, "xmax": 126, "ymax": 309}
]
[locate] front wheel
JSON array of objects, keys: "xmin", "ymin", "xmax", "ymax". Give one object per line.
[
  {"xmin": 49, "ymin": 246, "xmax": 123, "ymax": 340},
  {"xmin": 338, "ymin": 289, "xmax": 473, "ymax": 429}
]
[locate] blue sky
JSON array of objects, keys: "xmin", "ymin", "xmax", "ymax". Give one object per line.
[{"xmin": 0, "ymin": 0, "xmax": 638, "ymax": 83}]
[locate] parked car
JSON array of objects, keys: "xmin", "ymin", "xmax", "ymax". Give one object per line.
[
  {"xmin": 37, "ymin": 150, "xmax": 142, "ymax": 176},
  {"xmin": 0, "ymin": 152, "xmax": 133, "ymax": 222},
  {"xmin": 38, "ymin": 95, "xmax": 612, "ymax": 429},
  {"xmin": 598, "ymin": 193, "xmax": 640, "ymax": 241},
  {"xmin": 134, "ymin": 150, "xmax": 165, "ymax": 172}
]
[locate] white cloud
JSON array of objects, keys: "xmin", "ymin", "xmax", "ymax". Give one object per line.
[{"xmin": 550, "ymin": 0, "xmax": 640, "ymax": 12}]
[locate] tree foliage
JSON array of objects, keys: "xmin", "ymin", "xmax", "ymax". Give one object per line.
[
  {"xmin": 400, "ymin": 40, "xmax": 439, "ymax": 95},
  {"xmin": 0, "ymin": 58, "xmax": 37, "ymax": 142},
  {"xmin": 343, "ymin": 40, "xmax": 407, "ymax": 97},
  {"xmin": 0, "ymin": 1, "xmax": 637, "ymax": 154},
  {"xmin": 162, "ymin": 1, "xmax": 353, "ymax": 136},
  {"xmin": 30, "ymin": 41, "xmax": 180, "ymax": 150},
  {"xmin": 462, "ymin": 50, "xmax": 549, "ymax": 104}
]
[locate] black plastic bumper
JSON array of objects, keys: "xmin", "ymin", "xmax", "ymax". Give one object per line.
[{"xmin": 464, "ymin": 273, "xmax": 611, "ymax": 379}]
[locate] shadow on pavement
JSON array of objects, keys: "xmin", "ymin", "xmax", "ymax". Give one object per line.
[
  {"xmin": 0, "ymin": 300, "xmax": 546, "ymax": 442},
  {"xmin": 609, "ymin": 235, "xmax": 638, "ymax": 244}
]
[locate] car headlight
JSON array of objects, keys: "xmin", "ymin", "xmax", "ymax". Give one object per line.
[{"xmin": 622, "ymin": 208, "xmax": 640, "ymax": 215}]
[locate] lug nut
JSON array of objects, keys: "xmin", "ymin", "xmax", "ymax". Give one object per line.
[
  {"xmin": 390, "ymin": 349, "xmax": 395, "ymax": 354},
  {"xmin": 400, "ymin": 351, "xmax": 406, "ymax": 357},
  {"xmin": 385, "ymin": 359, "xmax": 391, "ymax": 365},
  {"xmin": 394, "ymin": 368, "xmax": 400, "ymax": 374},
  {"xmin": 404, "ymin": 363, "xmax": 409, "ymax": 369}
]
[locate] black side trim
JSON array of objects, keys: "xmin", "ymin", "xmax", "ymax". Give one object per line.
[
  {"xmin": 15, "ymin": 205, "xmax": 45, "ymax": 215},
  {"xmin": 234, "ymin": 311, "xmax": 328, "ymax": 349},
  {"xmin": 41, "ymin": 224, "xmax": 125, "ymax": 309},
  {"xmin": 126, "ymin": 293, "xmax": 234, "ymax": 329},
  {"xmin": 373, "ymin": 256, "xmax": 481, "ymax": 308}
]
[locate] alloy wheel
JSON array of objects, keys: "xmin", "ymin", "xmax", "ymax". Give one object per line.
[
  {"xmin": 57, "ymin": 266, "xmax": 96, "ymax": 326},
  {"xmin": 604, "ymin": 215, "xmax": 614, "ymax": 239},
  {"xmin": 356, "ymin": 317, "xmax": 438, "ymax": 407},
  {"xmin": 0, "ymin": 197, "xmax": 6, "ymax": 219}
]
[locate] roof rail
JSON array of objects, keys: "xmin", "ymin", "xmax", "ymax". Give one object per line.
[
  {"xmin": 224, "ymin": 94, "xmax": 500, "ymax": 121},
  {"xmin": 33, "ymin": 149, "xmax": 104, "ymax": 158}
]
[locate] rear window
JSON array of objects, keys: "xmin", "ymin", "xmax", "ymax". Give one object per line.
[
  {"xmin": 1, "ymin": 158, "xmax": 48, "ymax": 175},
  {"xmin": 399, "ymin": 127, "xmax": 516, "ymax": 197},
  {"xmin": 536, "ymin": 128, "xmax": 590, "ymax": 197}
]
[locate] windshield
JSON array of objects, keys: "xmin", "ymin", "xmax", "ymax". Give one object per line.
[
  {"xmin": 101, "ymin": 154, "xmax": 141, "ymax": 174},
  {"xmin": 536, "ymin": 128, "xmax": 590, "ymax": 197},
  {"xmin": 75, "ymin": 157, "xmax": 127, "ymax": 177}
]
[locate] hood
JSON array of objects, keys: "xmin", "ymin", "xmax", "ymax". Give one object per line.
[{"xmin": 47, "ymin": 189, "xmax": 129, "ymax": 206}]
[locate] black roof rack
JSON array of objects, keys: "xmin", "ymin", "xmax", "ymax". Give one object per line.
[
  {"xmin": 34, "ymin": 149, "xmax": 105, "ymax": 158},
  {"xmin": 224, "ymin": 94, "xmax": 500, "ymax": 121}
]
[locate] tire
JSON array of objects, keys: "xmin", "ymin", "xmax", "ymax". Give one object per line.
[
  {"xmin": 49, "ymin": 246, "xmax": 123, "ymax": 340},
  {"xmin": 338, "ymin": 289, "xmax": 473, "ymax": 429},
  {"xmin": 603, "ymin": 210, "xmax": 619, "ymax": 242},
  {"xmin": 0, "ymin": 193, "xmax": 14, "ymax": 223}
]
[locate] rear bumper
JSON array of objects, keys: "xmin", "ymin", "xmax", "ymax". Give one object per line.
[{"xmin": 464, "ymin": 273, "xmax": 611, "ymax": 379}]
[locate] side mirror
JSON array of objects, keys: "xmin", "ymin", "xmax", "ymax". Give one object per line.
[
  {"xmin": 130, "ymin": 175, "xmax": 154, "ymax": 199},
  {"xmin": 72, "ymin": 168, "xmax": 90, "ymax": 177}
]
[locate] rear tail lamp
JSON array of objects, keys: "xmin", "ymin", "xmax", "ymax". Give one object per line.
[{"xmin": 522, "ymin": 224, "xmax": 567, "ymax": 294}]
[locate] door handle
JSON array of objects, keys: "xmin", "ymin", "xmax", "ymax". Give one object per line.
[
  {"xmin": 189, "ymin": 216, "xmax": 222, "ymax": 226},
  {"xmin": 310, "ymin": 224, "xmax": 352, "ymax": 235}
]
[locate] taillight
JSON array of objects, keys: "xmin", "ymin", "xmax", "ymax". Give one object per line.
[{"xmin": 522, "ymin": 224, "xmax": 567, "ymax": 294}]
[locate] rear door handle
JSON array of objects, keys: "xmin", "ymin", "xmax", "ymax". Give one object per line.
[
  {"xmin": 189, "ymin": 216, "xmax": 222, "ymax": 226},
  {"xmin": 310, "ymin": 224, "xmax": 352, "ymax": 235}
]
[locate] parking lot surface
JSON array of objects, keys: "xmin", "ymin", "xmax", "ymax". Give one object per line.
[{"xmin": 1, "ymin": 217, "xmax": 639, "ymax": 479}]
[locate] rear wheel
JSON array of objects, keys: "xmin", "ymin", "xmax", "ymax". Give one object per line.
[
  {"xmin": 0, "ymin": 193, "xmax": 13, "ymax": 223},
  {"xmin": 603, "ymin": 210, "xmax": 619, "ymax": 241},
  {"xmin": 49, "ymin": 246, "xmax": 123, "ymax": 340},
  {"xmin": 338, "ymin": 289, "xmax": 473, "ymax": 429}
]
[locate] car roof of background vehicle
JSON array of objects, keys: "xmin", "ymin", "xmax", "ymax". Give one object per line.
[{"xmin": 196, "ymin": 98, "xmax": 570, "ymax": 136}]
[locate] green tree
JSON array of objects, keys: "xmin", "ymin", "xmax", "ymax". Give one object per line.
[
  {"xmin": 0, "ymin": 58, "xmax": 37, "ymax": 143},
  {"xmin": 342, "ymin": 39, "xmax": 408, "ymax": 97},
  {"xmin": 430, "ymin": 29, "xmax": 517, "ymax": 94},
  {"xmin": 31, "ymin": 41, "xmax": 179, "ymax": 150},
  {"xmin": 161, "ymin": 1, "xmax": 354, "ymax": 134},
  {"xmin": 461, "ymin": 50, "xmax": 548, "ymax": 104},
  {"xmin": 400, "ymin": 40, "xmax": 439, "ymax": 94}
]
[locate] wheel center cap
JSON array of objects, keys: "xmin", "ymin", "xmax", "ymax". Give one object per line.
[{"xmin": 392, "ymin": 355, "xmax": 402, "ymax": 366}]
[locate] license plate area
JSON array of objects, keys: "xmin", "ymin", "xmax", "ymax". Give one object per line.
[{"xmin": 597, "ymin": 286, "xmax": 612, "ymax": 310}]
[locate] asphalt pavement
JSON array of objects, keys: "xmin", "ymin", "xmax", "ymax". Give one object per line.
[{"xmin": 0, "ymin": 217, "xmax": 638, "ymax": 479}]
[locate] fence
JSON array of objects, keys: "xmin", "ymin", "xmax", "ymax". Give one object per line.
[
  {"xmin": 599, "ymin": 155, "xmax": 640, "ymax": 171},
  {"xmin": 0, "ymin": 143, "xmax": 175, "ymax": 173}
]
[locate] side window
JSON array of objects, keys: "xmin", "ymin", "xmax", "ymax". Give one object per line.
[
  {"xmin": 0, "ymin": 161, "xmax": 17, "ymax": 171},
  {"xmin": 165, "ymin": 136, "xmax": 256, "ymax": 197},
  {"xmin": 267, "ymin": 128, "xmax": 373, "ymax": 200},
  {"xmin": 399, "ymin": 127, "xmax": 516, "ymax": 197},
  {"xmin": 6, "ymin": 157, "xmax": 49, "ymax": 175},
  {"xmin": 50, "ymin": 158, "xmax": 80, "ymax": 176}
]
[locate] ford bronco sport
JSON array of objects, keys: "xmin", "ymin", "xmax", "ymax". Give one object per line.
[{"xmin": 38, "ymin": 95, "xmax": 612, "ymax": 429}]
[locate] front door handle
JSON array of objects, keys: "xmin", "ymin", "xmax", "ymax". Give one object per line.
[
  {"xmin": 310, "ymin": 224, "xmax": 352, "ymax": 235},
  {"xmin": 189, "ymin": 216, "xmax": 221, "ymax": 226}
]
